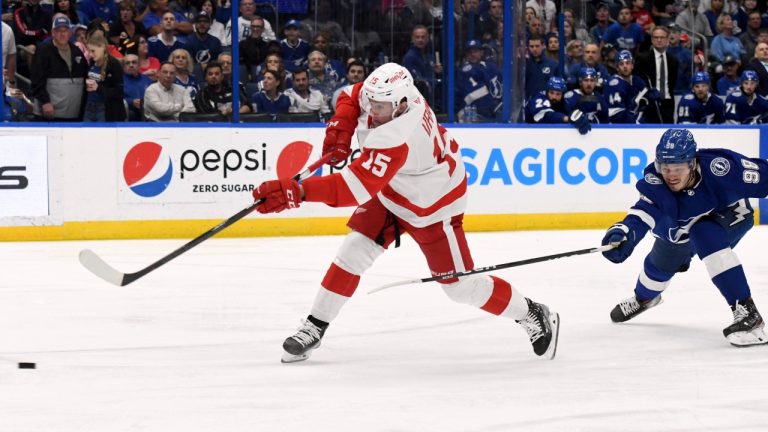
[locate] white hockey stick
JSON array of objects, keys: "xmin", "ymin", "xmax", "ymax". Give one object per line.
[{"xmin": 368, "ymin": 244, "xmax": 616, "ymax": 294}]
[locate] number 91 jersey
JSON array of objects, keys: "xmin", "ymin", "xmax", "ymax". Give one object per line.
[{"xmin": 302, "ymin": 82, "xmax": 467, "ymax": 228}]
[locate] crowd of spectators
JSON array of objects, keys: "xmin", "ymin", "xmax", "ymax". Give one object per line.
[{"xmin": 1, "ymin": 0, "xmax": 768, "ymax": 125}]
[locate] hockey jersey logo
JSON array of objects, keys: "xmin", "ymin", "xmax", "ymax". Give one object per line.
[{"xmin": 710, "ymin": 158, "xmax": 731, "ymax": 176}]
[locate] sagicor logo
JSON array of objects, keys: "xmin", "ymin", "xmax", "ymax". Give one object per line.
[{"xmin": 123, "ymin": 141, "xmax": 173, "ymax": 197}]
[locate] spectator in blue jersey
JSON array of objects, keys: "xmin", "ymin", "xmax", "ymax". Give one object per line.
[
  {"xmin": 185, "ymin": 11, "xmax": 222, "ymax": 67},
  {"xmin": 250, "ymin": 69, "xmax": 290, "ymax": 119},
  {"xmin": 307, "ymin": 50, "xmax": 342, "ymax": 106},
  {"xmin": 601, "ymin": 128, "xmax": 768, "ymax": 347},
  {"xmin": 524, "ymin": 76, "xmax": 591, "ymax": 134},
  {"xmin": 564, "ymin": 67, "xmax": 609, "ymax": 124},
  {"xmin": 711, "ymin": 14, "xmax": 745, "ymax": 63},
  {"xmin": 716, "ymin": 56, "xmax": 742, "ymax": 96},
  {"xmin": 147, "ymin": 12, "xmax": 187, "ymax": 62},
  {"xmin": 402, "ymin": 25, "xmax": 443, "ymax": 109},
  {"xmin": 602, "ymin": 6, "xmax": 645, "ymax": 54},
  {"xmin": 280, "ymin": 19, "xmax": 311, "ymax": 73},
  {"xmin": 605, "ymin": 50, "xmax": 656, "ymax": 124},
  {"xmin": 456, "ymin": 39, "xmax": 502, "ymax": 122},
  {"xmin": 77, "ymin": 0, "xmax": 117, "ymax": 26},
  {"xmin": 567, "ymin": 43, "xmax": 610, "ymax": 93},
  {"xmin": 724, "ymin": 70, "xmax": 768, "ymax": 124},
  {"xmin": 143, "ymin": 0, "xmax": 192, "ymax": 37},
  {"xmin": 676, "ymin": 71, "xmax": 725, "ymax": 124},
  {"xmin": 589, "ymin": 3, "xmax": 614, "ymax": 44},
  {"xmin": 169, "ymin": 48, "xmax": 197, "ymax": 98},
  {"xmin": 525, "ymin": 35, "xmax": 559, "ymax": 98},
  {"xmin": 122, "ymin": 52, "xmax": 152, "ymax": 120}
]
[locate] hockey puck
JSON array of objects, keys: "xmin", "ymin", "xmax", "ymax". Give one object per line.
[{"xmin": 18, "ymin": 362, "xmax": 36, "ymax": 369}]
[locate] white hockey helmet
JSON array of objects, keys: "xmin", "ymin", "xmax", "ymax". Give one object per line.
[{"xmin": 362, "ymin": 63, "xmax": 417, "ymax": 113}]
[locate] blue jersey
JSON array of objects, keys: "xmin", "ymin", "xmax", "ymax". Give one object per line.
[
  {"xmin": 716, "ymin": 76, "xmax": 741, "ymax": 97},
  {"xmin": 250, "ymin": 90, "xmax": 291, "ymax": 115},
  {"xmin": 564, "ymin": 90, "xmax": 609, "ymax": 124},
  {"xmin": 724, "ymin": 91, "xmax": 768, "ymax": 124},
  {"xmin": 280, "ymin": 39, "xmax": 312, "ymax": 72},
  {"xmin": 567, "ymin": 62, "xmax": 610, "ymax": 92},
  {"xmin": 456, "ymin": 60, "xmax": 503, "ymax": 120},
  {"xmin": 605, "ymin": 74, "xmax": 649, "ymax": 124},
  {"xmin": 186, "ymin": 34, "xmax": 223, "ymax": 65},
  {"xmin": 676, "ymin": 93, "xmax": 725, "ymax": 124},
  {"xmin": 147, "ymin": 36, "xmax": 187, "ymax": 63},
  {"xmin": 523, "ymin": 92, "xmax": 568, "ymax": 124},
  {"xmin": 525, "ymin": 56, "xmax": 559, "ymax": 97},
  {"xmin": 602, "ymin": 22, "xmax": 645, "ymax": 53},
  {"xmin": 622, "ymin": 149, "xmax": 768, "ymax": 245}
]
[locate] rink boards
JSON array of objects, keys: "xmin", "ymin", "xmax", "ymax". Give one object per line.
[{"xmin": 0, "ymin": 124, "xmax": 764, "ymax": 241}]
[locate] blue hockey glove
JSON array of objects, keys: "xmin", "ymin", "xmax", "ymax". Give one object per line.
[
  {"xmin": 647, "ymin": 88, "xmax": 661, "ymax": 101},
  {"xmin": 569, "ymin": 109, "xmax": 591, "ymax": 135},
  {"xmin": 601, "ymin": 223, "xmax": 636, "ymax": 263}
]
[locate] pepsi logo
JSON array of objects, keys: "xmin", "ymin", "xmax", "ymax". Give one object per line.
[{"xmin": 123, "ymin": 141, "xmax": 173, "ymax": 197}]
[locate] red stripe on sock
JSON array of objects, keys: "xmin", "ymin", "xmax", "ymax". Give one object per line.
[
  {"xmin": 480, "ymin": 276, "xmax": 512, "ymax": 315},
  {"xmin": 321, "ymin": 263, "xmax": 361, "ymax": 297}
]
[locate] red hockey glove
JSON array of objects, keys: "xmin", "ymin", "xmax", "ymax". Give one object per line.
[
  {"xmin": 252, "ymin": 179, "xmax": 301, "ymax": 214},
  {"xmin": 322, "ymin": 128, "xmax": 353, "ymax": 166}
]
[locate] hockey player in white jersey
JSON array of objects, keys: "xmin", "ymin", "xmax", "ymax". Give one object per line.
[{"xmin": 251, "ymin": 63, "xmax": 560, "ymax": 363}]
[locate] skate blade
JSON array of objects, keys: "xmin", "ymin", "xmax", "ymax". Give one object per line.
[
  {"xmin": 543, "ymin": 312, "xmax": 560, "ymax": 360},
  {"xmin": 727, "ymin": 328, "xmax": 768, "ymax": 347},
  {"xmin": 281, "ymin": 351, "xmax": 311, "ymax": 363}
]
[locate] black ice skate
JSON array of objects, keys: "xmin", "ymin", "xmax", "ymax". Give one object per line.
[
  {"xmin": 610, "ymin": 295, "xmax": 663, "ymax": 323},
  {"xmin": 723, "ymin": 298, "xmax": 768, "ymax": 347},
  {"xmin": 516, "ymin": 298, "xmax": 560, "ymax": 360},
  {"xmin": 281, "ymin": 317, "xmax": 328, "ymax": 363}
]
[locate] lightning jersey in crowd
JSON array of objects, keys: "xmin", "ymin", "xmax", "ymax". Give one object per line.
[
  {"xmin": 455, "ymin": 60, "xmax": 502, "ymax": 119},
  {"xmin": 302, "ymin": 82, "xmax": 466, "ymax": 228},
  {"xmin": 523, "ymin": 92, "xmax": 568, "ymax": 124},
  {"xmin": 676, "ymin": 93, "xmax": 725, "ymax": 124},
  {"xmin": 564, "ymin": 89, "xmax": 608, "ymax": 123},
  {"xmin": 724, "ymin": 91, "xmax": 768, "ymax": 124},
  {"xmin": 280, "ymin": 38, "xmax": 312, "ymax": 72},
  {"xmin": 621, "ymin": 149, "xmax": 768, "ymax": 245},
  {"xmin": 605, "ymin": 74, "xmax": 650, "ymax": 124}
]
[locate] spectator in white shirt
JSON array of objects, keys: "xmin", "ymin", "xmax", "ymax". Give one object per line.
[
  {"xmin": 143, "ymin": 61, "xmax": 195, "ymax": 121},
  {"xmin": 285, "ymin": 68, "xmax": 329, "ymax": 116}
]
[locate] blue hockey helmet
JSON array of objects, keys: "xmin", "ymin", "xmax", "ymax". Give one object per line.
[
  {"xmin": 579, "ymin": 66, "xmax": 597, "ymax": 80},
  {"xmin": 655, "ymin": 129, "xmax": 697, "ymax": 170},
  {"xmin": 616, "ymin": 50, "xmax": 633, "ymax": 64},
  {"xmin": 547, "ymin": 76, "xmax": 567, "ymax": 93},
  {"xmin": 741, "ymin": 70, "xmax": 759, "ymax": 83},
  {"xmin": 692, "ymin": 71, "xmax": 710, "ymax": 86}
]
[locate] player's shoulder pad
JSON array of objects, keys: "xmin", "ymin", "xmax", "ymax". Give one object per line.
[
  {"xmin": 608, "ymin": 78, "xmax": 620, "ymax": 86},
  {"xmin": 683, "ymin": 94, "xmax": 694, "ymax": 100},
  {"xmin": 565, "ymin": 90, "xmax": 575, "ymax": 98},
  {"xmin": 364, "ymin": 102, "xmax": 425, "ymax": 150},
  {"xmin": 698, "ymin": 149, "xmax": 743, "ymax": 177},
  {"xmin": 729, "ymin": 90, "xmax": 743, "ymax": 98},
  {"xmin": 462, "ymin": 63, "xmax": 472, "ymax": 73}
]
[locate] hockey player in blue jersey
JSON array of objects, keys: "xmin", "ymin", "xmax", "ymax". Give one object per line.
[
  {"xmin": 564, "ymin": 67, "xmax": 609, "ymax": 124},
  {"xmin": 456, "ymin": 39, "xmax": 503, "ymax": 122},
  {"xmin": 676, "ymin": 72, "xmax": 725, "ymax": 124},
  {"xmin": 605, "ymin": 50, "xmax": 656, "ymax": 124},
  {"xmin": 724, "ymin": 70, "xmax": 768, "ymax": 124},
  {"xmin": 601, "ymin": 129, "xmax": 768, "ymax": 347},
  {"xmin": 524, "ymin": 76, "xmax": 591, "ymax": 134}
]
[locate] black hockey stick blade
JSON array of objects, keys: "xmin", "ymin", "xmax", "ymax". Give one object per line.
[
  {"xmin": 80, "ymin": 153, "xmax": 333, "ymax": 287},
  {"xmin": 368, "ymin": 244, "xmax": 616, "ymax": 294}
]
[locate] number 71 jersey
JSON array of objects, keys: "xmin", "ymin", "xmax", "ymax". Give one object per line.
[{"xmin": 302, "ymin": 82, "xmax": 467, "ymax": 228}]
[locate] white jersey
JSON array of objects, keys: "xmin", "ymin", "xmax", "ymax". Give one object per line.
[{"xmin": 302, "ymin": 82, "xmax": 467, "ymax": 228}]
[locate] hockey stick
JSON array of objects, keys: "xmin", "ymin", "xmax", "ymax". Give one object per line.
[
  {"xmin": 368, "ymin": 244, "xmax": 616, "ymax": 294},
  {"xmin": 79, "ymin": 151, "xmax": 333, "ymax": 287}
]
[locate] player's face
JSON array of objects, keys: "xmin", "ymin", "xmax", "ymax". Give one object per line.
[
  {"xmin": 580, "ymin": 77, "xmax": 596, "ymax": 94},
  {"xmin": 659, "ymin": 162, "xmax": 694, "ymax": 192},
  {"xmin": 742, "ymin": 80, "xmax": 758, "ymax": 95},
  {"xmin": 547, "ymin": 90, "xmax": 562, "ymax": 103},
  {"xmin": 617, "ymin": 59, "xmax": 633, "ymax": 77},
  {"xmin": 369, "ymin": 100, "xmax": 396, "ymax": 126},
  {"xmin": 693, "ymin": 83, "xmax": 709, "ymax": 99}
]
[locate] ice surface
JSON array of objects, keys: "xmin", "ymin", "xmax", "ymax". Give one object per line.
[{"xmin": 2, "ymin": 228, "xmax": 768, "ymax": 431}]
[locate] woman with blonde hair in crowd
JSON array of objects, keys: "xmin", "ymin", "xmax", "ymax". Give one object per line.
[
  {"xmin": 169, "ymin": 48, "xmax": 198, "ymax": 97},
  {"xmin": 83, "ymin": 33, "xmax": 127, "ymax": 122}
]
